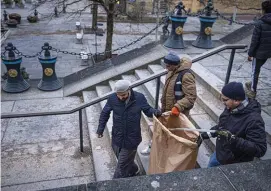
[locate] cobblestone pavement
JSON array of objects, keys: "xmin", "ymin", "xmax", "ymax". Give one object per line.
[{"xmin": 1, "ymin": 0, "xmax": 244, "ymax": 81}]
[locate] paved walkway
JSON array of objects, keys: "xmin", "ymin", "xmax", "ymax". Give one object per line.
[{"xmin": 1, "ymin": 0, "xmax": 243, "ymax": 80}]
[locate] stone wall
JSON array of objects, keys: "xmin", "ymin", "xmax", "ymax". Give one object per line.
[{"xmin": 170, "ymin": 0, "xmax": 262, "ymax": 14}]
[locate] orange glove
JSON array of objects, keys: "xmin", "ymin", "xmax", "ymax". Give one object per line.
[{"xmin": 171, "ymin": 107, "xmax": 180, "ymax": 116}]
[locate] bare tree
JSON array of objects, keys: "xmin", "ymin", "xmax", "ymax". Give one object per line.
[{"xmin": 34, "ymin": 0, "xmax": 125, "ymax": 58}]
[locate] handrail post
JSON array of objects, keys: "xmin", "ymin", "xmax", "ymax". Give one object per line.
[
  {"xmin": 155, "ymin": 77, "xmax": 161, "ymax": 109},
  {"xmin": 225, "ymin": 49, "xmax": 236, "ymax": 85},
  {"xmin": 79, "ymin": 109, "xmax": 84, "ymax": 152}
]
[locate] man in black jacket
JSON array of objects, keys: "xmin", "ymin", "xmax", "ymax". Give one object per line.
[
  {"xmin": 201, "ymin": 82, "xmax": 267, "ymax": 167},
  {"xmin": 97, "ymin": 80, "xmax": 161, "ymax": 178},
  {"xmin": 246, "ymin": 0, "xmax": 271, "ymax": 98}
]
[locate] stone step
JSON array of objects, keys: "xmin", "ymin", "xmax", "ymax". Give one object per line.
[
  {"xmin": 134, "ymin": 69, "xmax": 163, "ymax": 107},
  {"xmin": 107, "ymin": 76, "xmax": 152, "ymax": 175},
  {"xmin": 63, "ymin": 44, "xmax": 168, "ymax": 96},
  {"xmin": 134, "ymin": 69, "xmax": 158, "ymax": 105},
  {"xmin": 95, "ymin": 85, "xmax": 114, "ymax": 139},
  {"xmin": 121, "ymin": 74, "xmax": 158, "ymax": 172},
  {"xmin": 191, "ymin": 62, "xmax": 271, "ymax": 144},
  {"xmin": 82, "ymin": 91, "xmax": 116, "ymax": 181},
  {"xmin": 147, "ymin": 63, "xmax": 271, "ymax": 160},
  {"xmin": 132, "ymin": 68, "xmax": 213, "ymax": 168},
  {"xmin": 148, "ymin": 63, "xmax": 271, "ymax": 145},
  {"xmin": 121, "ymin": 74, "xmax": 154, "ymax": 108},
  {"xmin": 122, "ymin": 74, "xmax": 212, "ymax": 169},
  {"xmin": 1, "ymin": 96, "xmax": 95, "ymax": 190},
  {"xmin": 149, "ymin": 65, "xmax": 222, "ymax": 124}
]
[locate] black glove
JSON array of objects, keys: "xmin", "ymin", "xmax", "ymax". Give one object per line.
[
  {"xmin": 200, "ymin": 131, "xmax": 218, "ymax": 140},
  {"xmin": 217, "ymin": 130, "xmax": 236, "ymax": 142},
  {"xmin": 200, "ymin": 132, "xmax": 210, "ymax": 140},
  {"xmin": 154, "ymin": 110, "xmax": 162, "ymax": 117}
]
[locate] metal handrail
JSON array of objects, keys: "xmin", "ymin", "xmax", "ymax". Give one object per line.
[
  {"xmin": 1, "ymin": 44, "xmax": 247, "ymax": 119},
  {"xmin": 1, "ymin": 44, "xmax": 247, "ymax": 152}
]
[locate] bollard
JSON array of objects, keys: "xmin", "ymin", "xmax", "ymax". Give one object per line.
[
  {"xmin": 1, "ymin": 43, "xmax": 30, "ymax": 93},
  {"xmin": 164, "ymin": 1, "xmax": 187, "ymax": 49},
  {"xmin": 34, "ymin": 9, "xmax": 38, "ymax": 17},
  {"xmin": 37, "ymin": 42, "xmax": 62, "ymax": 91},
  {"xmin": 3, "ymin": 10, "xmax": 8, "ymax": 22},
  {"xmin": 192, "ymin": 0, "xmax": 217, "ymax": 49},
  {"xmin": 54, "ymin": 7, "xmax": 58, "ymax": 17}
]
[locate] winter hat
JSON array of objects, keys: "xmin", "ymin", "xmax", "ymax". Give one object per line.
[
  {"xmin": 222, "ymin": 82, "xmax": 246, "ymax": 101},
  {"xmin": 114, "ymin": 80, "xmax": 130, "ymax": 93},
  {"xmin": 164, "ymin": 52, "xmax": 180, "ymax": 65}
]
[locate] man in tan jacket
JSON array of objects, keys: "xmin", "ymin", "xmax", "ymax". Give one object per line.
[
  {"xmin": 141, "ymin": 52, "xmax": 197, "ymax": 155},
  {"xmin": 161, "ymin": 52, "xmax": 197, "ymax": 117}
]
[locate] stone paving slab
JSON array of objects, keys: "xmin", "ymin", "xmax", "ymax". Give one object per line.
[
  {"xmin": 197, "ymin": 53, "xmax": 271, "ymax": 111},
  {"xmin": 1, "ymin": 84, "xmax": 64, "ymax": 101},
  {"xmin": 83, "ymin": 91, "xmax": 116, "ymax": 181},
  {"xmin": 85, "ymin": 166, "xmax": 236, "ymax": 191},
  {"xmin": 1, "ymin": 101, "xmax": 15, "ymax": 140},
  {"xmin": 1, "ymin": 139, "xmax": 93, "ymax": 186},
  {"xmin": 262, "ymin": 106, "xmax": 271, "ymax": 116},
  {"xmin": 63, "ymin": 44, "xmax": 168, "ymax": 96},
  {"xmin": 1, "ymin": 96, "xmax": 95, "ymax": 190},
  {"xmin": 1, "ymin": 175, "xmax": 92, "ymax": 191},
  {"xmin": 1, "ymin": 4, "xmax": 243, "ymax": 80},
  {"xmin": 220, "ymin": 160, "xmax": 271, "ymax": 191}
]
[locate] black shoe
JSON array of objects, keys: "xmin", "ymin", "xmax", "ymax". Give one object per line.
[{"xmin": 129, "ymin": 164, "xmax": 140, "ymax": 177}]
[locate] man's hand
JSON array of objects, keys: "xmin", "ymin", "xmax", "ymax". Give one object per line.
[
  {"xmin": 217, "ymin": 130, "xmax": 235, "ymax": 142},
  {"xmin": 171, "ymin": 107, "xmax": 180, "ymax": 116},
  {"xmin": 248, "ymin": 56, "xmax": 253, "ymax": 61},
  {"xmin": 154, "ymin": 110, "xmax": 162, "ymax": 117},
  {"xmin": 97, "ymin": 134, "xmax": 103, "ymax": 138}
]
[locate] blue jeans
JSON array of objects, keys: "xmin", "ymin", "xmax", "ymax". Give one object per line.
[{"xmin": 208, "ymin": 152, "xmax": 221, "ymax": 167}]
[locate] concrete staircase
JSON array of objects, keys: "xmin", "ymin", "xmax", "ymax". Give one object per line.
[
  {"xmin": 2, "ymin": 51, "xmax": 271, "ymax": 190},
  {"xmin": 81, "ymin": 54, "xmax": 271, "ymax": 181}
]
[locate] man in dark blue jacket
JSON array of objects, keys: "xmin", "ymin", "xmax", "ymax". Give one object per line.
[
  {"xmin": 201, "ymin": 82, "xmax": 267, "ymax": 167},
  {"xmin": 246, "ymin": 0, "xmax": 271, "ymax": 98},
  {"xmin": 97, "ymin": 80, "xmax": 161, "ymax": 179}
]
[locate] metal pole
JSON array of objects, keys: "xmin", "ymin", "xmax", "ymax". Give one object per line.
[
  {"xmin": 155, "ymin": 77, "xmax": 161, "ymax": 109},
  {"xmin": 225, "ymin": 49, "xmax": 236, "ymax": 85},
  {"xmin": 232, "ymin": 6, "xmax": 237, "ymax": 22},
  {"xmin": 155, "ymin": 0, "xmax": 160, "ymax": 42},
  {"xmin": 63, "ymin": 1, "xmax": 66, "ymax": 13},
  {"xmin": 95, "ymin": 29, "xmax": 97, "ymax": 61},
  {"xmin": 79, "ymin": 109, "xmax": 84, "ymax": 152}
]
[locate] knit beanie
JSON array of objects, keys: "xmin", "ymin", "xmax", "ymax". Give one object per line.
[
  {"xmin": 164, "ymin": 52, "xmax": 180, "ymax": 65},
  {"xmin": 221, "ymin": 82, "xmax": 246, "ymax": 101},
  {"xmin": 114, "ymin": 80, "xmax": 130, "ymax": 93}
]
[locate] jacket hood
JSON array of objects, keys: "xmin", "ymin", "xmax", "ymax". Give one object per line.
[
  {"xmin": 176, "ymin": 57, "xmax": 192, "ymax": 72},
  {"xmin": 261, "ymin": 13, "xmax": 271, "ymax": 24},
  {"xmin": 235, "ymin": 99, "xmax": 261, "ymax": 115}
]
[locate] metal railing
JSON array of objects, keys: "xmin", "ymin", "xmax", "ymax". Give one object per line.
[{"xmin": 1, "ymin": 44, "xmax": 247, "ymax": 152}]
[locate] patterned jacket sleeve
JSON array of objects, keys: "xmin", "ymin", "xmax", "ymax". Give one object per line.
[{"xmin": 174, "ymin": 73, "xmax": 197, "ymax": 112}]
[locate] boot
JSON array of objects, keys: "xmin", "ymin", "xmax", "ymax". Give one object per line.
[{"xmin": 245, "ymin": 81, "xmax": 256, "ymax": 99}]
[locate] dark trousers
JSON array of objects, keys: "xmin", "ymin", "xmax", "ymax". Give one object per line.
[
  {"xmin": 251, "ymin": 58, "xmax": 267, "ymax": 92},
  {"xmin": 112, "ymin": 144, "xmax": 138, "ymax": 179},
  {"xmin": 208, "ymin": 152, "xmax": 221, "ymax": 167}
]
